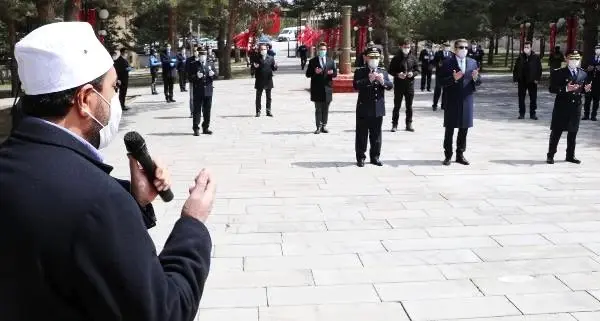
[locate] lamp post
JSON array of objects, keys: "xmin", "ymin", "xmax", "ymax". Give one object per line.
[{"xmin": 368, "ymin": 26, "xmax": 373, "ymax": 42}]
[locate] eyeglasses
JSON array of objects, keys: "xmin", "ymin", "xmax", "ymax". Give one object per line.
[{"xmin": 456, "ymin": 46, "xmax": 468, "ymax": 50}]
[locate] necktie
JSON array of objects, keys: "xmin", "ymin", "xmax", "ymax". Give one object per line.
[
  {"xmin": 572, "ymin": 69, "xmax": 577, "ymax": 79},
  {"xmin": 322, "ymin": 58, "xmax": 326, "ymax": 68}
]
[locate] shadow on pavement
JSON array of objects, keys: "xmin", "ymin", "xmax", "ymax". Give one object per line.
[
  {"xmin": 147, "ymin": 132, "xmax": 193, "ymax": 137},
  {"xmin": 263, "ymin": 130, "xmax": 313, "ymax": 135},
  {"xmin": 155, "ymin": 116, "xmax": 190, "ymax": 120},
  {"xmin": 220, "ymin": 115, "xmax": 256, "ymax": 118},
  {"xmin": 489, "ymin": 159, "xmax": 550, "ymax": 166},
  {"xmin": 292, "ymin": 159, "xmax": 443, "ymax": 168}
]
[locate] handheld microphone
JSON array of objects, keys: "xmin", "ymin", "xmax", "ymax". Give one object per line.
[{"xmin": 124, "ymin": 131, "xmax": 174, "ymax": 202}]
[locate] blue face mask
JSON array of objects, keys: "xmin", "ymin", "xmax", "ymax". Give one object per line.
[{"xmin": 318, "ymin": 50, "xmax": 327, "ymax": 58}]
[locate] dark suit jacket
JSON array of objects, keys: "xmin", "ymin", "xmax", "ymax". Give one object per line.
[
  {"xmin": 0, "ymin": 117, "xmax": 212, "ymax": 321},
  {"xmin": 549, "ymin": 67, "xmax": 589, "ymax": 131},
  {"xmin": 419, "ymin": 49, "xmax": 435, "ymax": 71},
  {"xmin": 388, "ymin": 52, "xmax": 420, "ymax": 90},
  {"xmin": 513, "ymin": 53, "xmax": 542, "ymax": 84},
  {"xmin": 160, "ymin": 51, "xmax": 178, "ymax": 78},
  {"xmin": 187, "ymin": 59, "xmax": 218, "ymax": 97},
  {"xmin": 584, "ymin": 55, "xmax": 600, "ymax": 93},
  {"xmin": 113, "ymin": 56, "xmax": 130, "ymax": 84},
  {"xmin": 176, "ymin": 53, "xmax": 187, "ymax": 72},
  {"xmin": 254, "ymin": 55, "xmax": 278, "ymax": 89},
  {"xmin": 305, "ymin": 56, "xmax": 337, "ymax": 102},
  {"xmin": 440, "ymin": 56, "xmax": 482, "ymax": 128},
  {"xmin": 353, "ymin": 67, "xmax": 393, "ymax": 118},
  {"xmin": 434, "ymin": 50, "xmax": 454, "ymax": 75}
]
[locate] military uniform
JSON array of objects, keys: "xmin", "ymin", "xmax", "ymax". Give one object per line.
[
  {"xmin": 433, "ymin": 43, "xmax": 454, "ymax": 111},
  {"xmin": 160, "ymin": 46, "xmax": 178, "ymax": 103},
  {"xmin": 419, "ymin": 47, "xmax": 434, "ymax": 91},
  {"xmin": 353, "ymin": 47, "xmax": 394, "ymax": 167},
  {"xmin": 467, "ymin": 44, "xmax": 484, "ymax": 69},
  {"xmin": 187, "ymin": 49, "xmax": 217, "ymax": 136},
  {"xmin": 582, "ymin": 44, "xmax": 600, "ymax": 121},
  {"xmin": 176, "ymin": 49, "xmax": 188, "ymax": 92},
  {"xmin": 547, "ymin": 50, "xmax": 591, "ymax": 164}
]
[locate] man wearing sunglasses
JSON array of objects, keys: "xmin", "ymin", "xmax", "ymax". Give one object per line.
[{"xmin": 439, "ymin": 39, "xmax": 482, "ymax": 166}]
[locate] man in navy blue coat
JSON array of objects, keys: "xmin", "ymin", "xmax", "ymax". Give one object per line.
[
  {"xmin": 439, "ymin": 39, "xmax": 482, "ymax": 166},
  {"xmin": 0, "ymin": 22, "xmax": 215, "ymax": 321},
  {"xmin": 353, "ymin": 47, "xmax": 393, "ymax": 167},
  {"xmin": 188, "ymin": 48, "xmax": 218, "ymax": 136},
  {"xmin": 161, "ymin": 43, "xmax": 178, "ymax": 103}
]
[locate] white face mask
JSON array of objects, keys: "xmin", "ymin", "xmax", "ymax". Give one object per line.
[
  {"xmin": 456, "ymin": 49, "xmax": 468, "ymax": 58},
  {"xmin": 523, "ymin": 48, "xmax": 531, "ymax": 55},
  {"xmin": 368, "ymin": 59, "xmax": 379, "ymax": 69},
  {"xmin": 472, "ymin": 45, "xmax": 477, "ymax": 51},
  {"xmin": 444, "ymin": 47, "xmax": 451, "ymax": 52},
  {"xmin": 568, "ymin": 59, "xmax": 580, "ymax": 69},
  {"xmin": 402, "ymin": 48, "xmax": 410, "ymax": 55},
  {"xmin": 261, "ymin": 50, "xmax": 268, "ymax": 56},
  {"xmin": 199, "ymin": 55, "xmax": 207, "ymax": 63},
  {"xmin": 595, "ymin": 49, "xmax": 600, "ymax": 55},
  {"xmin": 85, "ymin": 89, "xmax": 122, "ymax": 150}
]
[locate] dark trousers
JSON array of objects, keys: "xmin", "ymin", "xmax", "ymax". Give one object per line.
[
  {"xmin": 583, "ymin": 92, "xmax": 600, "ymax": 119},
  {"xmin": 421, "ymin": 67, "xmax": 432, "ymax": 90},
  {"xmin": 150, "ymin": 71, "xmax": 158, "ymax": 94},
  {"xmin": 444, "ymin": 127, "xmax": 468, "ymax": 158},
  {"xmin": 548, "ymin": 130, "xmax": 577, "ymax": 158},
  {"xmin": 301, "ymin": 57, "xmax": 307, "ymax": 70},
  {"xmin": 315, "ymin": 101, "xmax": 330, "ymax": 128},
  {"xmin": 433, "ymin": 80, "xmax": 446, "ymax": 108},
  {"xmin": 192, "ymin": 95, "xmax": 212, "ymax": 131},
  {"xmin": 355, "ymin": 116, "xmax": 383, "ymax": 162},
  {"xmin": 188, "ymin": 86, "xmax": 194, "ymax": 115},
  {"xmin": 118, "ymin": 80, "xmax": 128, "ymax": 109},
  {"xmin": 392, "ymin": 88, "xmax": 414, "ymax": 126},
  {"xmin": 518, "ymin": 81, "xmax": 538, "ymax": 116},
  {"xmin": 163, "ymin": 75, "xmax": 174, "ymax": 100},
  {"xmin": 256, "ymin": 88, "xmax": 272, "ymax": 113},
  {"xmin": 178, "ymin": 70, "xmax": 187, "ymax": 91}
]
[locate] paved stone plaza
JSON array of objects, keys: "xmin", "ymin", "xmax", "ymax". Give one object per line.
[{"xmin": 98, "ymin": 52, "xmax": 600, "ymax": 320}]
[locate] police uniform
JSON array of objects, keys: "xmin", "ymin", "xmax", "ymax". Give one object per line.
[
  {"xmin": 547, "ymin": 50, "xmax": 591, "ymax": 164},
  {"xmin": 582, "ymin": 44, "xmax": 600, "ymax": 120},
  {"xmin": 353, "ymin": 47, "xmax": 393, "ymax": 167},
  {"xmin": 160, "ymin": 45, "xmax": 178, "ymax": 103},
  {"xmin": 187, "ymin": 48, "xmax": 217, "ymax": 136}
]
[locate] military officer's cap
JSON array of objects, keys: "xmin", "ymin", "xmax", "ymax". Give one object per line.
[
  {"xmin": 197, "ymin": 48, "xmax": 207, "ymax": 54},
  {"xmin": 595, "ymin": 44, "xmax": 600, "ymax": 49},
  {"xmin": 365, "ymin": 47, "xmax": 381, "ymax": 58},
  {"xmin": 566, "ymin": 50, "xmax": 582, "ymax": 60},
  {"xmin": 442, "ymin": 42, "xmax": 450, "ymax": 47}
]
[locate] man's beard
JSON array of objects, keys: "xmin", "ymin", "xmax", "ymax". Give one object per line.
[{"xmin": 86, "ymin": 100, "xmax": 108, "ymax": 149}]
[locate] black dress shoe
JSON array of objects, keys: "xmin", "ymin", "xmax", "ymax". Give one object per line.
[
  {"xmin": 442, "ymin": 158, "xmax": 451, "ymax": 166},
  {"xmin": 266, "ymin": 112, "xmax": 273, "ymax": 117},
  {"xmin": 357, "ymin": 160, "xmax": 365, "ymax": 167},
  {"xmin": 566, "ymin": 157, "xmax": 581, "ymax": 164},
  {"xmin": 518, "ymin": 115, "xmax": 525, "ymax": 119},
  {"xmin": 530, "ymin": 115, "xmax": 538, "ymax": 120},
  {"xmin": 202, "ymin": 129, "xmax": 213, "ymax": 135},
  {"xmin": 370, "ymin": 159, "xmax": 383, "ymax": 166},
  {"xmin": 406, "ymin": 124, "xmax": 414, "ymax": 132},
  {"xmin": 122, "ymin": 106, "xmax": 130, "ymax": 111},
  {"xmin": 255, "ymin": 112, "xmax": 261, "ymax": 117},
  {"xmin": 320, "ymin": 127, "xmax": 329, "ymax": 133},
  {"xmin": 170, "ymin": 99, "xmax": 176, "ymax": 103},
  {"xmin": 314, "ymin": 128, "xmax": 321, "ymax": 134},
  {"xmin": 592, "ymin": 117, "xmax": 598, "ymax": 121},
  {"xmin": 193, "ymin": 130, "xmax": 199, "ymax": 136},
  {"xmin": 546, "ymin": 156, "xmax": 554, "ymax": 164},
  {"xmin": 432, "ymin": 105, "xmax": 438, "ymax": 111},
  {"xmin": 582, "ymin": 116, "xmax": 589, "ymax": 120},
  {"xmin": 456, "ymin": 155, "xmax": 470, "ymax": 165},
  {"xmin": 391, "ymin": 126, "xmax": 397, "ymax": 132}
]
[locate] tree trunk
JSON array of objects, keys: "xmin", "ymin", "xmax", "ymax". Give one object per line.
[
  {"xmin": 487, "ymin": 35, "xmax": 494, "ymax": 66},
  {"xmin": 64, "ymin": 0, "xmax": 81, "ymax": 22},
  {"xmin": 504, "ymin": 34, "xmax": 509, "ymax": 67},
  {"xmin": 168, "ymin": 5, "xmax": 176, "ymax": 49},
  {"xmin": 7, "ymin": 19, "xmax": 19, "ymax": 97},
  {"xmin": 36, "ymin": 0, "xmax": 56, "ymax": 25},
  {"xmin": 234, "ymin": 47, "xmax": 241, "ymax": 63},
  {"xmin": 223, "ymin": 0, "xmax": 238, "ymax": 80},
  {"xmin": 495, "ymin": 36, "xmax": 499, "ymax": 54},
  {"xmin": 382, "ymin": 29, "xmax": 390, "ymax": 67},
  {"xmin": 539, "ymin": 36, "xmax": 545, "ymax": 58},
  {"xmin": 583, "ymin": 0, "xmax": 599, "ymax": 66},
  {"xmin": 217, "ymin": 17, "xmax": 227, "ymax": 78}
]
